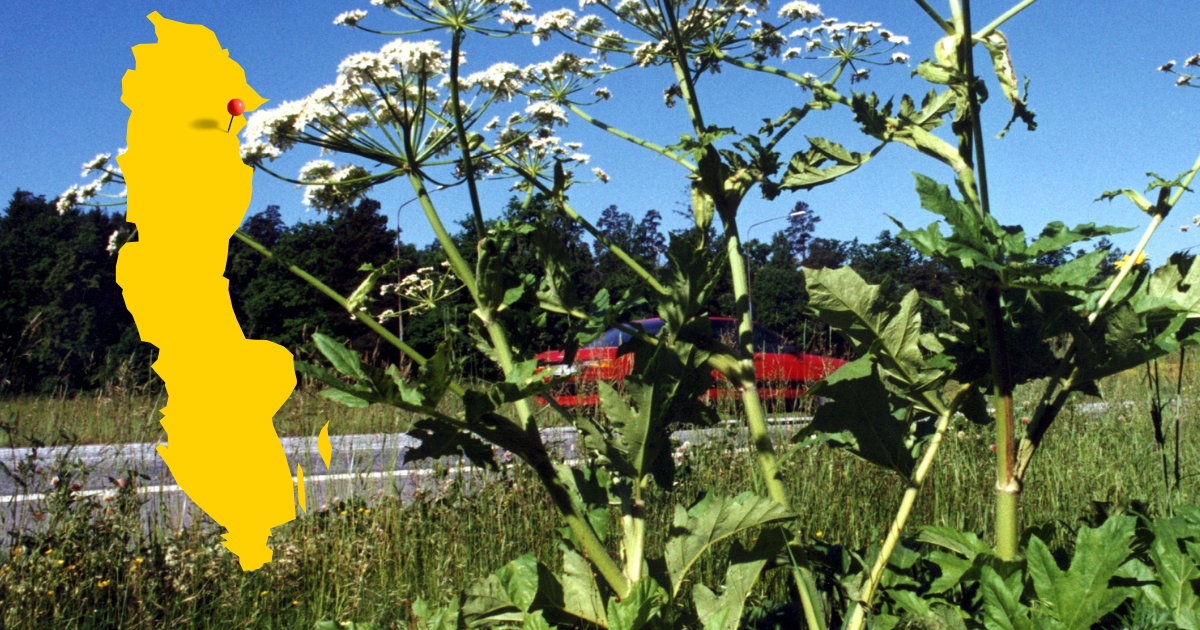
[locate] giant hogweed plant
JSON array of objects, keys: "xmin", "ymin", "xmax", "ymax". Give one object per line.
[{"xmin": 62, "ymin": 0, "xmax": 1200, "ymax": 627}]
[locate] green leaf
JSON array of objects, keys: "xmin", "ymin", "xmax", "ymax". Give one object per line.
[
  {"xmin": 664, "ymin": 491, "xmax": 795, "ymax": 598},
  {"xmin": 979, "ymin": 564, "xmax": 1033, "ymax": 630},
  {"xmin": 462, "ymin": 573, "xmax": 524, "ymax": 626},
  {"xmin": 404, "ymin": 419, "xmax": 498, "ymax": 471},
  {"xmin": 410, "ymin": 596, "xmax": 462, "ymax": 630},
  {"xmin": 559, "ymin": 547, "xmax": 608, "ymax": 626},
  {"xmin": 778, "ymin": 136, "xmax": 880, "ymax": 191},
  {"xmin": 916, "ymin": 525, "xmax": 993, "ymax": 558},
  {"xmin": 1096, "ymin": 188, "xmax": 1154, "ymax": 215},
  {"xmin": 606, "ymin": 577, "xmax": 668, "ymax": 630},
  {"xmin": 522, "ymin": 610, "xmax": 553, "ymax": 630},
  {"xmin": 494, "ymin": 554, "xmax": 543, "ymax": 613},
  {"xmin": 692, "ymin": 527, "xmax": 787, "ymax": 630},
  {"xmin": 795, "ymin": 355, "xmax": 918, "ymax": 476},
  {"xmin": 1146, "ymin": 519, "xmax": 1200, "ymax": 629},
  {"xmin": 981, "ymin": 32, "xmax": 1037, "ymax": 138},
  {"xmin": 313, "ymin": 333, "xmax": 366, "ymax": 380},
  {"xmin": 1026, "ymin": 516, "xmax": 1137, "ymax": 630},
  {"xmin": 803, "ymin": 266, "xmax": 942, "ymax": 398},
  {"xmin": 317, "ymin": 388, "xmax": 371, "ymax": 408}
]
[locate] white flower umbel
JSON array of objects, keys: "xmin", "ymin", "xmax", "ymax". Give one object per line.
[
  {"xmin": 778, "ymin": 1, "xmax": 822, "ymax": 21},
  {"xmin": 464, "ymin": 62, "xmax": 525, "ymax": 101},
  {"xmin": 524, "ymin": 101, "xmax": 569, "ymax": 127},
  {"xmin": 334, "ymin": 10, "xmax": 368, "ymax": 26}
]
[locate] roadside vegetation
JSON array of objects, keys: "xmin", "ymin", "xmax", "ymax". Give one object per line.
[{"xmin": 1, "ymin": 358, "xmax": 1197, "ymax": 628}]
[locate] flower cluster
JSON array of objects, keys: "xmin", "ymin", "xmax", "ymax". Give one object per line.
[
  {"xmin": 377, "ymin": 260, "xmax": 460, "ymax": 318},
  {"xmin": 57, "ymin": 150, "xmax": 127, "ymax": 215},
  {"xmin": 296, "ymin": 160, "xmax": 373, "ymax": 211},
  {"xmin": 1159, "ymin": 53, "xmax": 1200, "ymax": 88},
  {"xmin": 783, "ymin": 18, "xmax": 909, "ymax": 80}
]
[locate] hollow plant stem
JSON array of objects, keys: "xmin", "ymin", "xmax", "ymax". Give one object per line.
[
  {"xmin": 565, "ymin": 103, "xmax": 696, "ymax": 171},
  {"xmin": 844, "ymin": 384, "xmax": 973, "ymax": 630},
  {"xmin": 668, "ymin": 14, "xmax": 826, "ymax": 623},
  {"xmin": 403, "ymin": 171, "xmax": 626, "ymax": 596},
  {"xmin": 447, "ymin": 30, "xmax": 487, "ymax": 235}
]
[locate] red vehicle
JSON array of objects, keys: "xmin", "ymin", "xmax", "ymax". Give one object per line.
[{"xmin": 534, "ymin": 317, "xmax": 846, "ymax": 407}]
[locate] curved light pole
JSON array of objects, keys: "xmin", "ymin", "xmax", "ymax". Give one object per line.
[{"xmin": 745, "ymin": 209, "xmax": 806, "ymax": 323}]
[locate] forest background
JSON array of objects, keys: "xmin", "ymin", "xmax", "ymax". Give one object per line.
[{"xmin": 0, "ymin": 189, "xmax": 1129, "ymax": 396}]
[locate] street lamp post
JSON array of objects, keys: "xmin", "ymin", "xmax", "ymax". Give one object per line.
[{"xmin": 745, "ymin": 209, "xmax": 806, "ymax": 324}]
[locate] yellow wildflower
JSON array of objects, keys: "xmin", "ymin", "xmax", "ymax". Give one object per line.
[
  {"xmin": 55, "ymin": 560, "xmax": 64, "ymax": 566},
  {"xmin": 98, "ymin": 580, "xmax": 111, "ymax": 588},
  {"xmin": 1114, "ymin": 252, "xmax": 1148, "ymax": 269},
  {"xmin": 293, "ymin": 600, "xmax": 301, "ymax": 606},
  {"xmin": 134, "ymin": 557, "xmax": 143, "ymax": 565},
  {"xmin": 815, "ymin": 531, "xmax": 823, "ymax": 538},
  {"xmin": 260, "ymin": 590, "xmax": 268, "ymax": 597}
]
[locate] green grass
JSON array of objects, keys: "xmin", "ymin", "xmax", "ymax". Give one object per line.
[{"xmin": 0, "ymin": 360, "xmax": 1197, "ymax": 628}]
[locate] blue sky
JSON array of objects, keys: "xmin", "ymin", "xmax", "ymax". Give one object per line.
[{"xmin": 2, "ymin": 1, "xmax": 1199, "ymax": 263}]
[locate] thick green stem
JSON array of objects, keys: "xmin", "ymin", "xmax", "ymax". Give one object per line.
[
  {"xmin": 912, "ymin": 0, "xmax": 954, "ymax": 33},
  {"xmin": 407, "ymin": 173, "xmax": 479, "ymax": 303},
  {"xmin": 722, "ymin": 217, "xmax": 826, "ymax": 630},
  {"xmin": 620, "ymin": 481, "xmax": 648, "ymax": 584},
  {"xmin": 975, "ymin": 0, "xmax": 1041, "ymax": 39},
  {"xmin": 447, "ymin": 31, "xmax": 487, "ymax": 235},
  {"xmin": 402, "ymin": 172, "xmax": 621, "ymax": 592},
  {"xmin": 565, "ymin": 103, "xmax": 696, "ymax": 171},
  {"xmin": 954, "ymin": 0, "xmax": 1019, "ymax": 560},
  {"xmin": 844, "ymin": 384, "xmax": 973, "ymax": 630}
]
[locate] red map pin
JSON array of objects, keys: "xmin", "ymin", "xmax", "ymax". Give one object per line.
[{"xmin": 226, "ymin": 98, "xmax": 245, "ymax": 133}]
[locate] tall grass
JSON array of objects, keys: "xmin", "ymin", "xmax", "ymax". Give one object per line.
[{"xmin": 0, "ymin": 357, "xmax": 1197, "ymax": 628}]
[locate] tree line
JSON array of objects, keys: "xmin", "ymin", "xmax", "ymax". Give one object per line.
[{"xmin": 0, "ymin": 189, "xmax": 1128, "ymax": 396}]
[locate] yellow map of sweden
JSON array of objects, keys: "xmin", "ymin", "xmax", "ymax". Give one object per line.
[{"xmin": 115, "ymin": 12, "xmax": 299, "ymax": 571}]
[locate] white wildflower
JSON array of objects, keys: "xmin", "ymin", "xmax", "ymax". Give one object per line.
[
  {"xmin": 334, "ymin": 10, "xmax": 367, "ymax": 26},
  {"xmin": 533, "ymin": 9, "xmax": 576, "ymax": 44},
  {"xmin": 499, "ymin": 11, "xmax": 536, "ymax": 27},
  {"xmin": 891, "ymin": 52, "xmax": 909, "ymax": 64},
  {"xmin": 240, "ymin": 138, "xmax": 283, "ymax": 163},
  {"xmin": 851, "ymin": 67, "xmax": 870, "ymax": 83},
  {"xmin": 576, "ymin": 14, "xmax": 605, "ymax": 32},
  {"xmin": 465, "ymin": 62, "xmax": 525, "ymax": 101},
  {"xmin": 1159, "ymin": 61, "xmax": 1176, "ymax": 72},
  {"xmin": 378, "ymin": 39, "xmax": 449, "ymax": 78},
  {"xmin": 82, "ymin": 153, "xmax": 111, "ymax": 176},
  {"xmin": 570, "ymin": 153, "xmax": 590, "ymax": 163},
  {"xmin": 57, "ymin": 185, "xmax": 80, "ymax": 215},
  {"xmin": 1186, "ymin": 54, "xmax": 1200, "ymax": 67},
  {"xmin": 592, "ymin": 167, "xmax": 609, "ymax": 183},
  {"xmin": 592, "ymin": 87, "xmax": 612, "ymax": 100},
  {"xmin": 524, "ymin": 101, "xmax": 569, "ymax": 127},
  {"xmin": 106, "ymin": 230, "xmax": 121, "ymax": 254},
  {"xmin": 1178, "ymin": 76, "xmax": 1193, "ymax": 86}
]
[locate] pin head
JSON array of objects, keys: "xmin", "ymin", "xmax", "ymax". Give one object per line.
[{"xmin": 227, "ymin": 99, "xmax": 245, "ymax": 116}]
